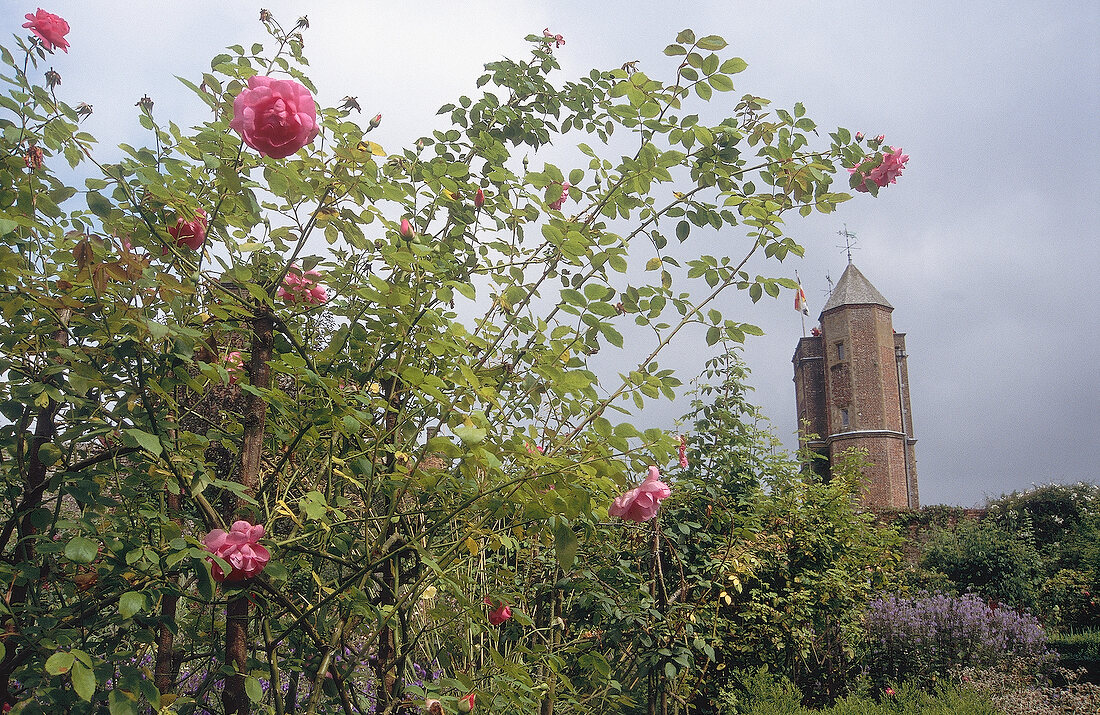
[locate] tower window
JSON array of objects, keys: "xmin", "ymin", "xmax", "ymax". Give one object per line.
[
  {"xmin": 841, "ymin": 408, "xmax": 850, "ymax": 428},
  {"xmin": 836, "ymin": 342, "xmax": 846, "ymax": 361}
]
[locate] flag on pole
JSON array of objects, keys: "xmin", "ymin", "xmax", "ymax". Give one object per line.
[{"xmin": 795, "ymin": 283, "xmax": 809, "ymax": 316}]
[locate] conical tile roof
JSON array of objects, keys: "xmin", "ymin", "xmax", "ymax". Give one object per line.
[{"xmin": 821, "ymin": 263, "xmax": 892, "ymax": 314}]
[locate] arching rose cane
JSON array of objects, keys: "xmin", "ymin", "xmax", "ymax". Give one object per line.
[
  {"xmin": 608, "ymin": 466, "xmax": 671, "ymax": 522},
  {"xmin": 204, "ymin": 520, "xmax": 270, "ymax": 582}
]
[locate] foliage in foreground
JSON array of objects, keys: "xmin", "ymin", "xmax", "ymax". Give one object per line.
[{"xmin": 0, "ymin": 8, "xmax": 907, "ymax": 715}]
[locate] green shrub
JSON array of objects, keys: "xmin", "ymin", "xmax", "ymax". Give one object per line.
[
  {"xmin": 717, "ymin": 670, "xmax": 997, "ymax": 715},
  {"xmin": 920, "ymin": 518, "xmax": 1045, "ymax": 613},
  {"xmin": 1050, "ymin": 629, "xmax": 1100, "ymax": 683}
]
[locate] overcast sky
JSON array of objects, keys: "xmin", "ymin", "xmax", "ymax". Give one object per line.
[{"xmin": 6, "ymin": 1, "xmax": 1097, "ymax": 506}]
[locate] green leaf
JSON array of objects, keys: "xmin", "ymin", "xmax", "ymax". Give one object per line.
[
  {"xmin": 676, "ymin": 220, "xmax": 690, "ymax": 242},
  {"xmin": 64, "ymin": 536, "xmax": 98, "ymax": 564},
  {"xmin": 709, "ymin": 74, "xmax": 735, "ymax": 92},
  {"xmin": 720, "ymin": 57, "xmax": 748, "ymax": 74},
  {"xmin": 600, "ymin": 324, "xmax": 624, "ymax": 348},
  {"xmin": 645, "ymin": 257, "xmax": 662, "ymax": 271},
  {"xmin": 553, "ymin": 522, "xmax": 579, "ymax": 571},
  {"xmin": 119, "ymin": 591, "xmax": 145, "ymax": 619},
  {"xmin": 71, "ymin": 660, "xmax": 96, "ymax": 701},
  {"xmin": 193, "ymin": 557, "xmax": 215, "ymax": 601},
  {"xmin": 663, "ymin": 44, "xmax": 687, "ymax": 56},
  {"xmin": 245, "ymin": 676, "xmax": 263, "ymax": 703},
  {"xmin": 696, "ymin": 35, "xmax": 727, "ymax": 51},
  {"xmin": 299, "ymin": 491, "xmax": 329, "ymax": 521},
  {"xmin": 453, "ymin": 425, "xmax": 487, "ymax": 445},
  {"xmin": 123, "ymin": 428, "xmax": 162, "ymax": 456},
  {"xmin": 45, "ymin": 651, "xmax": 75, "ymax": 675},
  {"xmin": 109, "ymin": 689, "xmax": 139, "ymax": 715},
  {"xmin": 86, "ymin": 191, "xmax": 113, "ymax": 219},
  {"xmin": 675, "ymin": 29, "xmax": 696, "ymax": 44}
]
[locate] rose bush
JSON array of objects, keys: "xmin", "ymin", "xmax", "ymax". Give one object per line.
[
  {"xmin": 0, "ymin": 11, "xmax": 906, "ymax": 713},
  {"xmin": 229, "ymin": 74, "xmax": 318, "ymax": 158}
]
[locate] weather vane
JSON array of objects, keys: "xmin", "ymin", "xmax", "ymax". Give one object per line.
[{"xmin": 836, "ymin": 224, "xmax": 859, "ymax": 263}]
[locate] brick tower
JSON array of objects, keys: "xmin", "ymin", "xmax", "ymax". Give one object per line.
[{"xmin": 792, "ymin": 263, "xmax": 918, "ymax": 509}]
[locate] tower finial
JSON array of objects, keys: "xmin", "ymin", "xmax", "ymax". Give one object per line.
[{"xmin": 837, "ymin": 224, "xmax": 858, "ymax": 264}]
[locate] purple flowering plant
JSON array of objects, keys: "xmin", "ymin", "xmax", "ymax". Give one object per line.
[{"xmin": 864, "ymin": 591, "xmax": 1055, "ymax": 688}]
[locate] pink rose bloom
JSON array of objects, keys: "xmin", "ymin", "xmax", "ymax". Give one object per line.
[
  {"xmin": 277, "ymin": 265, "xmax": 328, "ymax": 305},
  {"xmin": 678, "ymin": 435, "xmax": 688, "ymax": 469},
  {"xmin": 543, "ymin": 28, "xmax": 565, "ymax": 48},
  {"xmin": 230, "ymin": 75, "xmax": 318, "ymax": 159},
  {"xmin": 225, "ymin": 351, "xmax": 245, "ymax": 385},
  {"xmin": 609, "ymin": 466, "xmax": 671, "ymax": 522},
  {"xmin": 399, "ymin": 218, "xmax": 414, "ymax": 238},
  {"xmin": 167, "ymin": 208, "xmax": 208, "ymax": 251},
  {"xmin": 204, "ymin": 520, "xmax": 270, "ymax": 582},
  {"xmin": 849, "ymin": 147, "xmax": 908, "ymax": 193},
  {"xmin": 484, "ymin": 598, "xmax": 512, "ymax": 625},
  {"xmin": 549, "ymin": 182, "xmax": 570, "ymax": 211},
  {"xmin": 23, "ymin": 9, "xmax": 69, "ymax": 53}
]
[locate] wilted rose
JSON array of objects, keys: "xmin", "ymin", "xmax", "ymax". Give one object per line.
[
  {"xmin": 543, "ymin": 28, "xmax": 565, "ymax": 48},
  {"xmin": 277, "ymin": 265, "xmax": 328, "ymax": 305},
  {"xmin": 849, "ymin": 147, "xmax": 909, "ymax": 193},
  {"xmin": 230, "ymin": 75, "xmax": 318, "ymax": 159}
]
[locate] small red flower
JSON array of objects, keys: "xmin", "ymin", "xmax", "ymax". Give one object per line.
[
  {"xmin": 484, "ymin": 597, "xmax": 512, "ymax": 625},
  {"xmin": 458, "ymin": 692, "xmax": 476, "ymax": 713},
  {"xmin": 167, "ymin": 209, "xmax": 208, "ymax": 251},
  {"xmin": 474, "ymin": 188, "xmax": 485, "ymax": 209}
]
